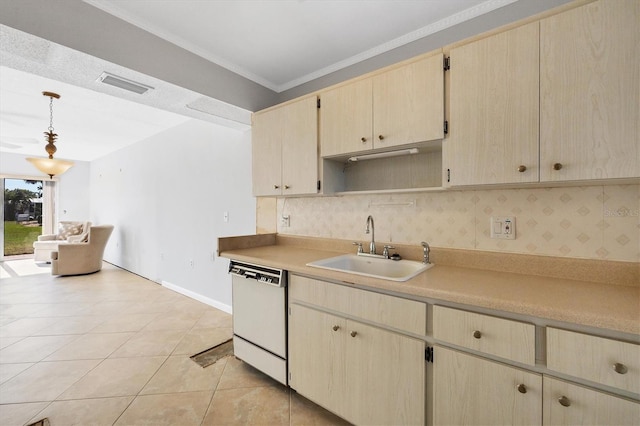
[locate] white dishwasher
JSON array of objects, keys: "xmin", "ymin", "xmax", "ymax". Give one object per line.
[{"xmin": 229, "ymin": 260, "xmax": 287, "ymax": 385}]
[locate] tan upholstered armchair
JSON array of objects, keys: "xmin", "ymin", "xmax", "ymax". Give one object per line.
[
  {"xmin": 33, "ymin": 221, "xmax": 91, "ymax": 262},
  {"xmin": 51, "ymin": 225, "xmax": 114, "ymax": 276}
]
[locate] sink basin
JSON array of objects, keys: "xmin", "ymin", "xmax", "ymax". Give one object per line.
[{"xmin": 306, "ymin": 254, "xmax": 433, "ymax": 282}]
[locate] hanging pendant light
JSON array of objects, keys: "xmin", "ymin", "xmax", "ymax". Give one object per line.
[{"xmin": 26, "ymin": 91, "xmax": 74, "ymax": 179}]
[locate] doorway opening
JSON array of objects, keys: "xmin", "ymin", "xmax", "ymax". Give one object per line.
[{"xmin": 2, "ymin": 178, "xmax": 44, "ymax": 258}]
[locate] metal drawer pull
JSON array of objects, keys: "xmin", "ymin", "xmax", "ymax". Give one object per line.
[
  {"xmin": 517, "ymin": 384, "xmax": 527, "ymax": 394},
  {"xmin": 350, "ymin": 331, "xmax": 358, "ymax": 337},
  {"xmin": 332, "ymin": 325, "xmax": 340, "ymax": 331},
  {"xmin": 558, "ymin": 396, "xmax": 571, "ymax": 407},
  {"xmin": 518, "ymin": 165, "xmax": 527, "ymax": 172},
  {"xmin": 378, "ymin": 135, "xmax": 384, "ymax": 140},
  {"xmin": 613, "ymin": 362, "xmax": 628, "ymax": 375},
  {"xmin": 361, "ymin": 137, "xmax": 367, "ymax": 143},
  {"xmin": 553, "ymin": 163, "xmax": 563, "ymax": 170},
  {"xmin": 473, "ymin": 330, "xmax": 482, "ymax": 339}
]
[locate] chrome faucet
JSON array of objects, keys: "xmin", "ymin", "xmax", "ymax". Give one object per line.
[
  {"xmin": 365, "ymin": 215, "xmax": 376, "ymax": 255},
  {"xmin": 421, "ymin": 241, "xmax": 431, "ymax": 264}
]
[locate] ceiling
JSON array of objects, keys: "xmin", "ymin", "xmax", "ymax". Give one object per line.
[
  {"xmin": 1, "ymin": 0, "xmax": 520, "ymax": 163},
  {"xmin": 0, "ymin": 66, "xmax": 191, "ymax": 161},
  {"xmin": 86, "ymin": 0, "xmax": 517, "ymax": 92}
]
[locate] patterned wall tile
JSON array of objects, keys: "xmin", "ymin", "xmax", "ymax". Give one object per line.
[
  {"xmin": 274, "ymin": 184, "xmax": 640, "ymax": 262},
  {"xmin": 475, "ymin": 186, "xmax": 604, "ymax": 259},
  {"xmin": 602, "ymin": 185, "xmax": 640, "ymax": 262},
  {"xmin": 406, "ymin": 192, "xmax": 476, "ymax": 249}
]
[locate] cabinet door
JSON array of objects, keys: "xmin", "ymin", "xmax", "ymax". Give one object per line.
[
  {"xmin": 347, "ymin": 320, "xmax": 425, "ymax": 425},
  {"xmin": 373, "ymin": 54, "xmax": 444, "ymax": 149},
  {"xmin": 281, "ymin": 96, "xmax": 319, "ymax": 195},
  {"xmin": 543, "ymin": 377, "xmax": 640, "ymax": 425},
  {"xmin": 252, "ymin": 106, "xmax": 283, "ymax": 196},
  {"xmin": 540, "ymin": 0, "xmax": 640, "ymax": 181},
  {"xmin": 433, "ymin": 346, "xmax": 542, "ymax": 426},
  {"xmin": 320, "ymin": 79, "xmax": 373, "ymax": 157},
  {"xmin": 288, "ymin": 304, "xmax": 346, "ymax": 418},
  {"xmin": 448, "ymin": 22, "xmax": 539, "ymax": 186}
]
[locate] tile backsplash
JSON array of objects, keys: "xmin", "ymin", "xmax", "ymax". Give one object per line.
[{"xmin": 266, "ymin": 184, "xmax": 639, "ymax": 262}]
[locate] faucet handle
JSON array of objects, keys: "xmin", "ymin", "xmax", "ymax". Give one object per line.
[
  {"xmin": 421, "ymin": 242, "xmax": 431, "ymax": 264},
  {"xmin": 382, "ymin": 245, "xmax": 395, "ymax": 258},
  {"xmin": 353, "ymin": 242, "xmax": 364, "ymax": 254}
]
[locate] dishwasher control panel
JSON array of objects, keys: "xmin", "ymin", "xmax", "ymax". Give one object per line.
[{"xmin": 228, "ymin": 261, "xmax": 286, "ymax": 287}]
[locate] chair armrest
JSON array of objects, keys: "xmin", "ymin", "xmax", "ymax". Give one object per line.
[{"xmin": 38, "ymin": 234, "xmax": 58, "ymax": 241}]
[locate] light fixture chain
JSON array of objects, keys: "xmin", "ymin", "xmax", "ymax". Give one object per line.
[{"xmin": 48, "ymin": 96, "xmax": 54, "ymax": 132}]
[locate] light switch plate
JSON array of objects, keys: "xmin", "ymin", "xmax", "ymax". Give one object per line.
[{"xmin": 490, "ymin": 216, "xmax": 516, "ymax": 239}]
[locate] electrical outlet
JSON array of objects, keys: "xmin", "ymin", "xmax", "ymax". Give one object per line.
[
  {"xmin": 281, "ymin": 215, "xmax": 290, "ymax": 227},
  {"xmin": 189, "ymin": 259, "xmax": 194, "ymax": 268},
  {"xmin": 490, "ymin": 216, "xmax": 516, "ymax": 239}
]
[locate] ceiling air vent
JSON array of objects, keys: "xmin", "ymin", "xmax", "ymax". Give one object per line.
[{"xmin": 97, "ymin": 72, "xmax": 153, "ymax": 94}]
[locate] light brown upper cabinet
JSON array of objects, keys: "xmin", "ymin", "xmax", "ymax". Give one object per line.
[
  {"xmin": 447, "ymin": 0, "xmax": 639, "ymax": 187},
  {"xmin": 446, "ymin": 22, "xmax": 540, "ymax": 186},
  {"xmin": 320, "ymin": 53, "xmax": 444, "ymax": 158},
  {"xmin": 539, "ymin": 0, "xmax": 639, "ymax": 181},
  {"xmin": 252, "ymin": 96, "xmax": 318, "ymax": 196}
]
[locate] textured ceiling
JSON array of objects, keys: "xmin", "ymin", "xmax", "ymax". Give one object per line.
[
  {"xmin": 85, "ymin": 0, "xmax": 517, "ymax": 92},
  {"xmin": 0, "ymin": 25, "xmax": 252, "ymax": 161},
  {"xmin": 0, "ymin": 66, "xmax": 192, "ymax": 161}
]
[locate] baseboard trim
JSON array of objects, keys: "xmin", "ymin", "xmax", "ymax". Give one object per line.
[{"xmin": 161, "ymin": 280, "xmax": 232, "ymax": 314}]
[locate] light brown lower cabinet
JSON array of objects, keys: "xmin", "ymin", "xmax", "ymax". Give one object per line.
[
  {"xmin": 288, "ymin": 303, "xmax": 425, "ymax": 425},
  {"xmin": 433, "ymin": 346, "xmax": 542, "ymax": 426},
  {"xmin": 543, "ymin": 377, "xmax": 640, "ymax": 425}
]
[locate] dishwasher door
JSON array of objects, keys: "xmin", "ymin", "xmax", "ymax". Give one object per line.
[{"xmin": 232, "ymin": 273, "xmax": 286, "ymax": 356}]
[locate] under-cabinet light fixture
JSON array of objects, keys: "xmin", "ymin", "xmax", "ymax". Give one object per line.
[
  {"xmin": 347, "ymin": 148, "xmax": 419, "ymax": 162},
  {"xmin": 97, "ymin": 72, "xmax": 153, "ymax": 94}
]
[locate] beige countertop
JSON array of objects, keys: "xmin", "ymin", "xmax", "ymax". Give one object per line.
[{"xmin": 219, "ymin": 235, "xmax": 639, "ymax": 337}]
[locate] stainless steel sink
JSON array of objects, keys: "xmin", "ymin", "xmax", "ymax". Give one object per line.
[{"xmin": 306, "ymin": 254, "xmax": 433, "ymax": 282}]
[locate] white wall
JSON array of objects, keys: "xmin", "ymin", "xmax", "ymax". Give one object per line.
[
  {"xmin": 0, "ymin": 152, "xmax": 91, "ymax": 221},
  {"xmin": 90, "ymin": 119, "xmax": 255, "ymax": 311}
]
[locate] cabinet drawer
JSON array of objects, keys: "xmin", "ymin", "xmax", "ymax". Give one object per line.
[
  {"xmin": 433, "ymin": 305, "xmax": 535, "ymax": 365},
  {"xmin": 547, "ymin": 327, "xmax": 640, "ymax": 394},
  {"xmin": 543, "ymin": 376, "xmax": 640, "ymax": 425},
  {"xmin": 290, "ymin": 275, "xmax": 426, "ymax": 335},
  {"xmin": 289, "ymin": 275, "xmax": 351, "ymax": 313}
]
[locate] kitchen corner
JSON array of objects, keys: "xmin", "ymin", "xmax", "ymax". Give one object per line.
[{"xmin": 220, "ymin": 232, "xmax": 639, "ymax": 425}]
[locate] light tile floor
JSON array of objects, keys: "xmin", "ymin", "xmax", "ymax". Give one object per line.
[{"xmin": 0, "ymin": 261, "xmax": 349, "ymax": 426}]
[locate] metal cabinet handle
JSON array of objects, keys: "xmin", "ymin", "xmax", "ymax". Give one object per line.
[
  {"xmin": 378, "ymin": 135, "xmax": 384, "ymax": 140},
  {"xmin": 332, "ymin": 325, "xmax": 340, "ymax": 331},
  {"xmin": 284, "ymin": 185, "xmax": 290, "ymax": 190},
  {"xmin": 517, "ymin": 384, "xmax": 527, "ymax": 394},
  {"xmin": 613, "ymin": 362, "xmax": 628, "ymax": 375},
  {"xmin": 473, "ymin": 330, "xmax": 482, "ymax": 339},
  {"xmin": 350, "ymin": 331, "xmax": 358, "ymax": 337},
  {"xmin": 558, "ymin": 396, "xmax": 571, "ymax": 407},
  {"xmin": 518, "ymin": 165, "xmax": 527, "ymax": 173},
  {"xmin": 361, "ymin": 137, "xmax": 367, "ymax": 143},
  {"xmin": 553, "ymin": 163, "xmax": 563, "ymax": 171},
  {"xmin": 274, "ymin": 185, "xmax": 280, "ymax": 189}
]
